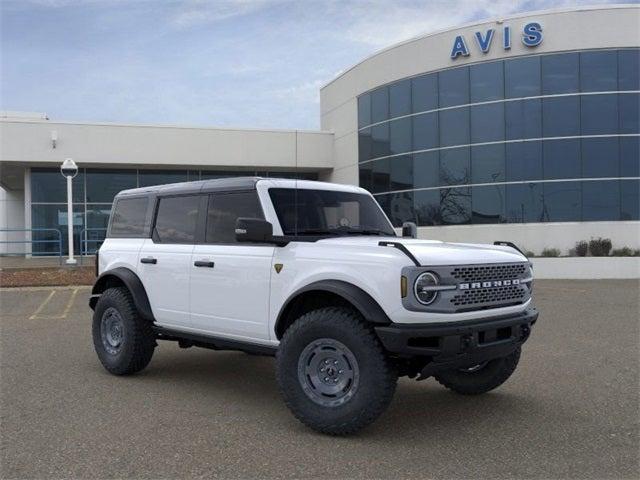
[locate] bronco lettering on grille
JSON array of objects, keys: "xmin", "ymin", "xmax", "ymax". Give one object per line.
[{"xmin": 459, "ymin": 279, "xmax": 520, "ymax": 290}]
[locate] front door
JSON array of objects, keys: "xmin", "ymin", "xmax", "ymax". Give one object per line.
[{"xmin": 190, "ymin": 191, "xmax": 274, "ymax": 341}]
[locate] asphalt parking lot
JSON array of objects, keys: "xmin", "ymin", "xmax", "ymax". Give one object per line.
[{"xmin": 1, "ymin": 280, "xmax": 638, "ymax": 479}]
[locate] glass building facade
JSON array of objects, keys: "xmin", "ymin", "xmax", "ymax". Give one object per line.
[
  {"xmin": 30, "ymin": 168, "xmax": 317, "ymax": 255},
  {"xmin": 357, "ymin": 48, "xmax": 640, "ymax": 227}
]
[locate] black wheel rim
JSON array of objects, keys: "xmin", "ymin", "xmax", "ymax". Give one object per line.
[
  {"xmin": 297, "ymin": 338, "xmax": 359, "ymax": 407},
  {"xmin": 101, "ymin": 307, "xmax": 124, "ymax": 355}
]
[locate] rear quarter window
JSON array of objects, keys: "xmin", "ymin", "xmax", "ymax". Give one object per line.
[
  {"xmin": 109, "ymin": 197, "xmax": 150, "ymax": 238},
  {"xmin": 154, "ymin": 195, "xmax": 200, "ymax": 243}
]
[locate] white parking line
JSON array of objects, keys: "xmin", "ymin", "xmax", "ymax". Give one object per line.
[
  {"xmin": 29, "ymin": 290, "xmax": 56, "ymax": 320},
  {"xmin": 28, "ymin": 288, "xmax": 81, "ymax": 320}
]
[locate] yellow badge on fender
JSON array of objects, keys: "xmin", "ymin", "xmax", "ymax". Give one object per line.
[{"xmin": 274, "ymin": 263, "xmax": 283, "ymax": 274}]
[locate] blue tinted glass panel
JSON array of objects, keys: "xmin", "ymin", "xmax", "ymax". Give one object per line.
[
  {"xmin": 370, "ymin": 87, "xmax": 389, "ymax": 123},
  {"xmin": 376, "ymin": 194, "xmax": 390, "ymax": 219},
  {"xmin": 86, "ymin": 169, "xmax": 136, "ymax": 203},
  {"xmin": 439, "ymin": 67, "xmax": 469, "ymax": 107},
  {"xmin": 543, "ymin": 181, "xmax": 581, "ymax": 222},
  {"xmin": 470, "ymin": 61, "xmax": 504, "ymax": 102},
  {"xmin": 412, "ymin": 73, "xmax": 438, "ymax": 113},
  {"xmin": 619, "ymin": 93, "xmax": 639, "ymax": 134},
  {"xmin": 371, "ymin": 158, "xmax": 390, "ymax": 194},
  {"xmin": 472, "ymin": 185, "xmax": 505, "ymax": 224},
  {"xmin": 388, "ymin": 191, "xmax": 415, "ymax": 226},
  {"xmin": 390, "ymin": 155, "xmax": 413, "ymax": 191},
  {"xmin": 506, "ymin": 142, "xmax": 543, "ymax": 182},
  {"xmin": 359, "ymin": 128, "xmax": 372, "ymax": 162},
  {"xmin": 439, "ymin": 108, "xmax": 469, "ymax": 147},
  {"xmin": 201, "ymin": 171, "xmax": 249, "ymax": 180},
  {"xmin": 413, "ymin": 152, "xmax": 440, "ymax": 189},
  {"xmin": 543, "ymin": 139, "xmax": 581, "ymax": 179},
  {"xmin": 582, "ymin": 137, "xmax": 619, "ymax": 178},
  {"xmin": 505, "ymin": 56, "xmax": 541, "ymax": 98},
  {"xmin": 390, "ymin": 79, "xmax": 411, "ymax": 118},
  {"xmin": 543, "ymin": 97, "xmax": 580, "ymax": 137},
  {"xmin": 440, "ymin": 147, "xmax": 470, "ymax": 186},
  {"xmin": 621, "ymin": 179, "xmax": 640, "ymax": 220},
  {"xmin": 542, "ymin": 52, "xmax": 579, "ymax": 94},
  {"xmin": 440, "ymin": 187, "xmax": 471, "ymax": 225},
  {"xmin": 412, "ymin": 112, "xmax": 438, "ymax": 151},
  {"xmin": 581, "ymin": 94, "xmax": 618, "ymax": 135},
  {"xmin": 619, "ymin": 49, "xmax": 640, "ymax": 91},
  {"xmin": 358, "ymin": 94, "xmax": 371, "ymax": 128},
  {"xmin": 371, "ymin": 123, "xmax": 390, "ymax": 158},
  {"xmin": 359, "ymin": 162, "xmax": 372, "ymax": 192},
  {"xmin": 31, "ymin": 204, "xmax": 84, "ymax": 255},
  {"xmin": 414, "ymin": 189, "xmax": 441, "ymax": 226},
  {"xmin": 620, "ymin": 136, "xmax": 640, "ymax": 177},
  {"xmin": 470, "ymin": 103, "xmax": 504, "ymax": 143},
  {"xmin": 389, "ymin": 117, "xmax": 412, "ymax": 155},
  {"xmin": 580, "ymin": 51, "xmax": 618, "ymax": 92},
  {"xmin": 31, "ymin": 168, "xmax": 85, "ymax": 203},
  {"xmin": 471, "ymin": 144, "xmax": 505, "ymax": 184},
  {"xmin": 505, "ymin": 99, "xmax": 542, "ymax": 140},
  {"xmin": 583, "ymin": 180, "xmax": 620, "ymax": 221},
  {"xmin": 505, "ymin": 183, "xmax": 543, "ymax": 223},
  {"xmin": 138, "ymin": 170, "xmax": 187, "ymax": 187}
]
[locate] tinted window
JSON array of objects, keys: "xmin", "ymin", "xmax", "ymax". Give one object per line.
[
  {"xmin": 470, "ymin": 61, "xmax": 504, "ymax": 102},
  {"xmin": 542, "ymin": 53, "xmax": 579, "ymax": 94},
  {"xmin": 543, "ymin": 139, "xmax": 581, "ymax": 179},
  {"xmin": 472, "ymin": 185, "xmax": 505, "ymax": 224},
  {"xmin": 86, "ymin": 169, "xmax": 136, "ymax": 203},
  {"xmin": 388, "ymin": 191, "xmax": 415, "ymax": 226},
  {"xmin": 413, "ymin": 151, "xmax": 440, "ymax": 189},
  {"xmin": 372, "ymin": 158, "xmax": 391, "ymax": 194},
  {"xmin": 439, "ymin": 108, "xmax": 469, "ymax": 147},
  {"xmin": 154, "ymin": 195, "xmax": 200, "ymax": 243},
  {"xmin": 620, "ymin": 137, "xmax": 640, "ymax": 177},
  {"xmin": 414, "ymin": 189, "xmax": 441, "ymax": 225},
  {"xmin": 412, "ymin": 112, "xmax": 438, "ymax": 151},
  {"xmin": 358, "ymin": 128, "xmax": 372, "ymax": 162},
  {"xmin": 31, "ymin": 168, "xmax": 84, "ymax": 203},
  {"xmin": 505, "ymin": 183, "xmax": 543, "ymax": 223},
  {"xmin": 139, "ymin": 170, "xmax": 188, "ymax": 187},
  {"xmin": 506, "ymin": 142, "xmax": 543, "ymax": 182},
  {"xmin": 543, "ymin": 97, "xmax": 580, "ymax": 137},
  {"xmin": 389, "ymin": 79, "xmax": 411, "ymax": 118},
  {"xmin": 543, "ymin": 182, "xmax": 581, "ymax": 222},
  {"xmin": 621, "ymin": 180, "xmax": 640, "ymax": 220},
  {"xmin": 582, "ymin": 137, "xmax": 619, "ymax": 178},
  {"xmin": 439, "ymin": 67, "xmax": 469, "ymax": 107},
  {"xmin": 31, "ymin": 204, "xmax": 84, "ymax": 255},
  {"xmin": 618, "ymin": 49, "xmax": 640, "ymax": 91},
  {"xmin": 471, "ymin": 144, "xmax": 505, "ymax": 184},
  {"xmin": 580, "ymin": 51, "xmax": 617, "ymax": 92},
  {"xmin": 440, "ymin": 187, "xmax": 471, "ymax": 225},
  {"xmin": 505, "ymin": 56, "xmax": 541, "ymax": 98},
  {"xmin": 389, "ymin": 117, "xmax": 412, "ymax": 155},
  {"xmin": 505, "ymin": 99, "xmax": 542, "ymax": 140},
  {"xmin": 619, "ymin": 93, "xmax": 639, "ymax": 134},
  {"xmin": 581, "ymin": 94, "xmax": 618, "ymax": 135},
  {"xmin": 412, "ymin": 73, "xmax": 438, "ymax": 113},
  {"xmin": 359, "ymin": 161, "xmax": 373, "ymax": 192},
  {"xmin": 358, "ymin": 94, "xmax": 371, "ymax": 128},
  {"xmin": 390, "ymin": 155, "xmax": 413, "ymax": 191},
  {"xmin": 110, "ymin": 197, "xmax": 149, "ymax": 237},
  {"xmin": 206, "ymin": 192, "xmax": 263, "ymax": 243},
  {"xmin": 583, "ymin": 181, "xmax": 620, "ymax": 221},
  {"xmin": 371, "ymin": 123, "xmax": 390, "ymax": 158},
  {"xmin": 370, "ymin": 87, "xmax": 389, "ymax": 123},
  {"xmin": 470, "ymin": 103, "xmax": 504, "ymax": 143},
  {"xmin": 440, "ymin": 148, "xmax": 470, "ymax": 186}
]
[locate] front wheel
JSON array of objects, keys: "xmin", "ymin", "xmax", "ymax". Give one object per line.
[
  {"xmin": 276, "ymin": 307, "xmax": 397, "ymax": 435},
  {"xmin": 434, "ymin": 347, "xmax": 521, "ymax": 395}
]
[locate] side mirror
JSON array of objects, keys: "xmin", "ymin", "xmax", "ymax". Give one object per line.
[
  {"xmin": 402, "ymin": 222, "xmax": 417, "ymax": 239},
  {"xmin": 235, "ymin": 218, "xmax": 274, "ymax": 243}
]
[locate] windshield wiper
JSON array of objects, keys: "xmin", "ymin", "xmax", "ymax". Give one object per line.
[{"xmin": 342, "ymin": 228, "xmax": 393, "ymax": 236}]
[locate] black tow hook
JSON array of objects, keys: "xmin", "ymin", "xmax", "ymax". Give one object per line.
[
  {"xmin": 461, "ymin": 334, "xmax": 473, "ymax": 351},
  {"xmin": 520, "ymin": 325, "xmax": 531, "ymax": 341}
]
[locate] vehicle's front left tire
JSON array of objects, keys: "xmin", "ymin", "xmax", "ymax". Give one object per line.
[
  {"xmin": 92, "ymin": 287, "xmax": 156, "ymax": 375},
  {"xmin": 276, "ymin": 307, "xmax": 397, "ymax": 435}
]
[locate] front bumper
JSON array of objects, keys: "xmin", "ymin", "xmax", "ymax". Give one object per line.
[{"xmin": 375, "ymin": 308, "xmax": 538, "ymax": 378}]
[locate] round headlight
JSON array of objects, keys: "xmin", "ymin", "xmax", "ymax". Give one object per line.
[{"xmin": 414, "ymin": 272, "xmax": 439, "ymax": 305}]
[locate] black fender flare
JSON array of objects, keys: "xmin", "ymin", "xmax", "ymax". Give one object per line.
[
  {"xmin": 275, "ymin": 280, "xmax": 391, "ymax": 339},
  {"xmin": 90, "ymin": 267, "xmax": 155, "ymax": 322}
]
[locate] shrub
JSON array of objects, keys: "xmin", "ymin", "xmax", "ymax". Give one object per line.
[
  {"xmin": 574, "ymin": 241, "xmax": 588, "ymax": 257},
  {"xmin": 589, "ymin": 237, "xmax": 612, "ymax": 257},
  {"xmin": 541, "ymin": 247, "xmax": 561, "ymax": 257},
  {"xmin": 634, "ymin": 249, "xmax": 640, "ymax": 257},
  {"xmin": 524, "ymin": 250, "xmax": 535, "ymax": 258},
  {"xmin": 611, "ymin": 247, "xmax": 634, "ymax": 256}
]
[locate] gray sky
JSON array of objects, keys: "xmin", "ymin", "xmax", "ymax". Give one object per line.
[{"xmin": 1, "ymin": 0, "xmax": 629, "ymax": 129}]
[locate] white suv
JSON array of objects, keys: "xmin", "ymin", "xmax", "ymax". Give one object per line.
[{"xmin": 90, "ymin": 177, "xmax": 538, "ymax": 435}]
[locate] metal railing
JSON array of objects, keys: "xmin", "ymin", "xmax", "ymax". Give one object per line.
[
  {"xmin": 0, "ymin": 228, "xmax": 63, "ymax": 264},
  {"xmin": 79, "ymin": 228, "xmax": 107, "ymax": 264}
]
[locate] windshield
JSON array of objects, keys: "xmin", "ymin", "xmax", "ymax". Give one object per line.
[{"xmin": 268, "ymin": 188, "xmax": 396, "ymax": 237}]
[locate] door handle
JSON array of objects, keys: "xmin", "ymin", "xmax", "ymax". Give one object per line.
[
  {"xmin": 194, "ymin": 260, "xmax": 215, "ymax": 268},
  {"xmin": 140, "ymin": 257, "xmax": 157, "ymax": 264}
]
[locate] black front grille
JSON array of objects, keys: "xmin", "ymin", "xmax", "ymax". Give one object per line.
[
  {"xmin": 450, "ymin": 263, "xmax": 527, "ymax": 282},
  {"xmin": 451, "ymin": 285, "xmax": 527, "ymax": 308}
]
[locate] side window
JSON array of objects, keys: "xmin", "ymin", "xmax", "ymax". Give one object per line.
[
  {"xmin": 206, "ymin": 191, "xmax": 263, "ymax": 243},
  {"xmin": 109, "ymin": 197, "xmax": 149, "ymax": 237},
  {"xmin": 154, "ymin": 195, "xmax": 200, "ymax": 243}
]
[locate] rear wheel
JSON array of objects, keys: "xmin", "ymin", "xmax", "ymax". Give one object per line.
[
  {"xmin": 434, "ymin": 347, "xmax": 521, "ymax": 395},
  {"xmin": 276, "ymin": 307, "xmax": 397, "ymax": 435},
  {"xmin": 92, "ymin": 287, "xmax": 155, "ymax": 375}
]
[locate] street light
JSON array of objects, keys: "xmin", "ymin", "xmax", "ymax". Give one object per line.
[{"xmin": 60, "ymin": 158, "xmax": 78, "ymax": 265}]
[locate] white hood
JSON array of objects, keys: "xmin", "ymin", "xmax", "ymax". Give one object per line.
[{"xmin": 317, "ymin": 236, "xmax": 528, "ymax": 266}]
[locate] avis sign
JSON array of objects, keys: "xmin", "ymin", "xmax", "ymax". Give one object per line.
[{"xmin": 450, "ymin": 22, "xmax": 543, "ymax": 59}]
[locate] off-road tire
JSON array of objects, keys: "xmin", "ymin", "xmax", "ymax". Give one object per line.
[
  {"xmin": 434, "ymin": 347, "xmax": 521, "ymax": 395},
  {"xmin": 92, "ymin": 287, "xmax": 156, "ymax": 375},
  {"xmin": 276, "ymin": 307, "xmax": 397, "ymax": 435}
]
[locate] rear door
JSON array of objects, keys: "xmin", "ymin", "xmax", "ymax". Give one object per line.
[
  {"xmin": 138, "ymin": 194, "xmax": 202, "ymax": 329},
  {"xmin": 190, "ymin": 190, "xmax": 274, "ymax": 340}
]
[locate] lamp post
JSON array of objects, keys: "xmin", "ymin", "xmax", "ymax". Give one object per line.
[{"xmin": 60, "ymin": 158, "xmax": 78, "ymax": 265}]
